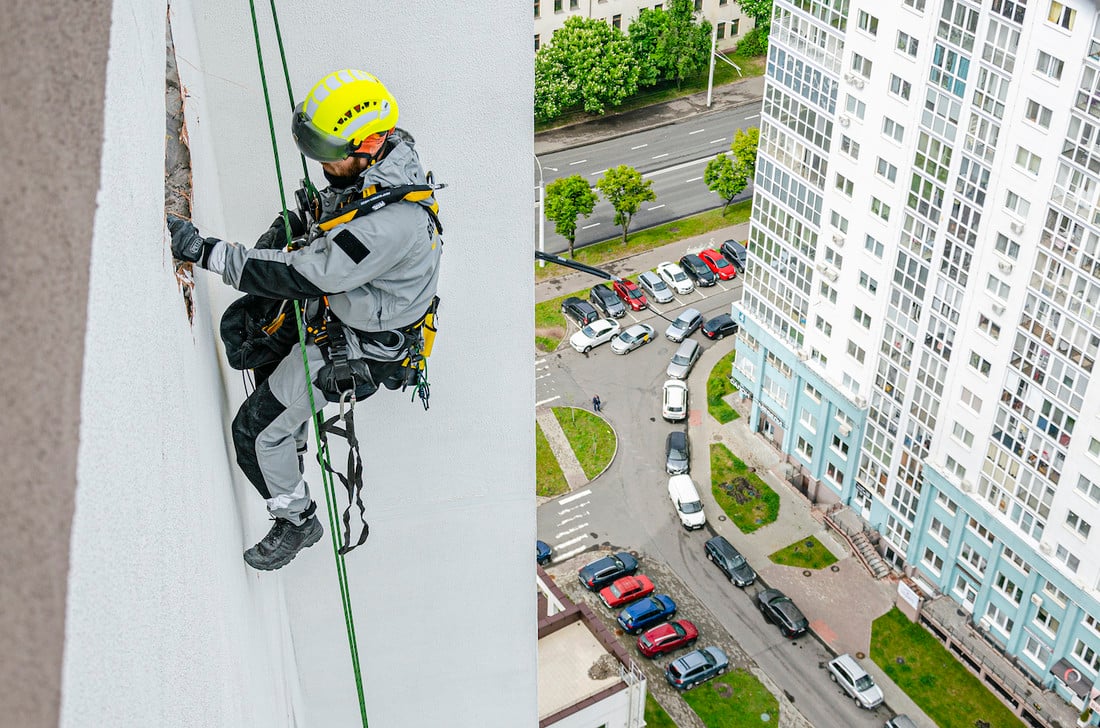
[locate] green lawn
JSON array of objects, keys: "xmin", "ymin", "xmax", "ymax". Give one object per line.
[
  {"xmin": 535, "ymin": 422, "xmax": 569, "ymax": 498},
  {"xmin": 553, "ymin": 407, "xmax": 616, "ymax": 479},
  {"xmin": 536, "ymin": 201, "xmax": 753, "ymax": 281},
  {"xmin": 707, "ymin": 347, "xmax": 740, "ymax": 423},
  {"xmin": 681, "ymin": 669, "xmax": 780, "ymax": 727},
  {"xmin": 535, "ymin": 293, "xmax": 570, "ymax": 352},
  {"xmin": 769, "ymin": 535, "xmax": 838, "ymax": 569},
  {"xmin": 644, "ymin": 694, "xmax": 677, "ymax": 728},
  {"xmin": 710, "ymin": 443, "xmax": 779, "ymax": 533},
  {"xmin": 871, "ymin": 608, "xmax": 1024, "ymax": 728}
]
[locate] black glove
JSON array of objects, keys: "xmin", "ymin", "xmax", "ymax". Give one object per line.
[
  {"xmin": 167, "ymin": 215, "xmax": 217, "ymax": 267},
  {"xmin": 254, "ymin": 211, "xmax": 305, "ymax": 250}
]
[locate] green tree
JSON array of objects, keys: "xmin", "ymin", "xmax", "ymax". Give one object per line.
[
  {"xmin": 596, "ymin": 165, "xmax": 656, "ymax": 244},
  {"xmin": 705, "ymin": 127, "xmax": 759, "ymax": 211},
  {"xmin": 544, "ymin": 175, "xmax": 598, "ymax": 258},
  {"xmin": 534, "ymin": 16, "xmax": 640, "ymax": 121},
  {"xmin": 628, "ymin": 1, "xmax": 712, "ymax": 89},
  {"xmin": 733, "ymin": 0, "xmax": 773, "ymax": 32}
]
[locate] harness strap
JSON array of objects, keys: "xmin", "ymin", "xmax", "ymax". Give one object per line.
[{"xmin": 317, "ymin": 405, "xmax": 370, "ymax": 555}]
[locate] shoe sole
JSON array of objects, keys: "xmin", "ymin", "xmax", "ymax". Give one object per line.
[{"xmin": 244, "ymin": 523, "xmax": 324, "ymax": 571}]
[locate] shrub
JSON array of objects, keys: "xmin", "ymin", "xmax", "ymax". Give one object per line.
[{"xmin": 733, "ymin": 28, "xmax": 768, "ymax": 57}]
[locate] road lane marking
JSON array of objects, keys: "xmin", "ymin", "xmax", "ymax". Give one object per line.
[
  {"xmin": 686, "ymin": 176, "xmax": 702, "ymax": 183},
  {"xmin": 535, "ymin": 372, "xmax": 553, "ymax": 380},
  {"xmin": 535, "ymin": 358, "xmax": 547, "ymax": 365},
  {"xmin": 569, "ymin": 159, "xmax": 587, "ymax": 165},
  {"xmin": 709, "ymin": 138, "xmax": 727, "ymax": 144},
  {"xmin": 652, "ymin": 153, "xmax": 669, "ymax": 159},
  {"xmin": 558, "ymin": 501, "xmax": 590, "ymax": 515},
  {"xmin": 648, "ymin": 204, "xmax": 665, "ymax": 211},
  {"xmin": 559, "ymin": 489, "xmax": 592, "ymax": 505},
  {"xmin": 689, "ymin": 129, "xmax": 705, "ymax": 135},
  {"xmin": 746, "ymin": 113, "xmax": 759, "ymax": 118},
  {"xmin": 591, "ymin": 169, "xmax": 607, "ymax": 176},
  {"xmin": 559, "ymin": 512, "xmax": 589, "ymax": 525},
  {"xmin": 582, "ymin": 222, "xmax": 601, "ymax": 229},
  {"xmin": 556, "ymin": 523, "xmax": 589, "ymax": 538},
  {"xmin": 631, "ymin": 143, "xmax": 648, "ymax": 150},
  {"xmin": 555, "ymin": 534, "xmax": 589, "ymax": 549},
  {"xmin": 536, "ymin": 395, "xmax": 560, "ymax": 406},
  {"xmin": 553, "ymin": 545, "xmax": 589, "ymax": 562}
]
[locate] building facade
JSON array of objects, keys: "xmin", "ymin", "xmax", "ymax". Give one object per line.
[
  {"xmin": 731, "ymin": 0, "xmax": 1100, "ymax": 715},
  {"xmin": 533, "ymin": 0, "xmax": 755, "ymax": 52}
]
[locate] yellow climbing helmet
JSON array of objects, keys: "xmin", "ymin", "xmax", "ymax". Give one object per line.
[{"xmin": 291, "ymin": 69, "xmax": 399, "ymax": 162}]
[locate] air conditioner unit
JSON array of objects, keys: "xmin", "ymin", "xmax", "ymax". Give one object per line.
[
  {"xmin": 991, "ymin": 302, "xmax": 1006, "ymax": 315},
  {"xmin": 979, "ymin": 616, "xmax": 993, "ymax": 631},
  {"xmin": 839, "ymin": 115, "xmax": 851, "ymax": 128},
  {"xmin": 824, "ymin": 268, "xmax": 839, "ymax": 281},
  {"xmin": 1010, "ymin": 221, "xmax": 1024, "ymax": 234},
  {"xmin": 797, "ymin": 348, "xmax": 810, "ymax": 361},
  {"xmin": 1030, "ymin": 593, "xmax": 1043, "ymax": 607},
  {"xmin": 1039, "ymin": 541, "xmax": 1053, "ymax": 555},
  {"xmin": 833, "ymin": 235, "xmax": 846, "ymax": 247},
  {"xmin": 855, "ymin": 79, "xmax": 865, "ymax": 89},
  {"xmin": 960, "ymin": 479, "xmax": 974, "ymax": 493},
  {"xmin": 838, "ymin": 422, "xmax": 852, "ymax": 436},
  {"xmin": 855, "ymin": 396, "xmax": 868, "ymax": 408},
  {"xmin": 844, "ymin": 73, "xmax": 856, "ymax": 83},
  {"xmin": 998, "ymin": 260, "xmax": 1013, "ymax": 273},
  {"xmin": 816, "ymin": 262, "xmax": 828, "ymax": 273}
]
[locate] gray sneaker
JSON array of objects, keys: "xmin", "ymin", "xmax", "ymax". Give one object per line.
[{"xmin": 243, "ymin": 514, "xmax": 323, "ymax": 571}]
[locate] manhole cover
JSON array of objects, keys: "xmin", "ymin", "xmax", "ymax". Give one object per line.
[
  {"xmin": 856, "ymin": 651, "xmax": 866, "ymax": 659},
  {"xmin": 759, "ymin": 713, "xmax": 771, "ymax": 722},
  {"xmin": 719, "ymin": 515, "xmax": 727, "ymax": 521},
  {"xmin": 830, "ymin": 564, "xmax": 841, "ymax": 572},
  {"xmin": 896, "ymin": 657, "xmax": 906, "ymax": 665},
  {"xmin": 803, "ymin": 570, "xmax": 812, "ymax": 577},
  {"xmin": 805, "ymin": 539, "xmax": 815, "ymax": 547}
]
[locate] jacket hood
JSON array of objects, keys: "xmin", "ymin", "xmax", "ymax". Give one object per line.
[{"xmin": 361, "ymin": 129, "xmax": 427, "ymax": 189}]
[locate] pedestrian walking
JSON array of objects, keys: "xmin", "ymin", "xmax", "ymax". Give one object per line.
[{"xmin": 592, "ymin": 394, "xmax": 602, "ymax": 412}]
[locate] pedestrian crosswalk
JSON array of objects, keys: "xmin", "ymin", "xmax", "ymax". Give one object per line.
[{"xmin": 547, "ymin": 489, "xmax": 595, "ymax": 563}]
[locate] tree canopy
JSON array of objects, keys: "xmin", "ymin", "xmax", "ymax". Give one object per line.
[
  {"xmin": 628, "ymin": 0, "xmax": 712, "ymax": 88},
  {"xmin": 534, "ymin": 16, "xmax": 641, "ymax": 122},
  {"xmin": 734, "ymin": 0, "xmax": 773, "ymax": 31},
  {"xmin": 704, "ymin": 127, "xmax": 759, "ymax": 210},
  {"xmin": 544, "ymin": 174, "xmax": 598, "ymax": 258},
  {"xmin": 596, "ymin": 165, "xmax": 656, "ymax": 244}
]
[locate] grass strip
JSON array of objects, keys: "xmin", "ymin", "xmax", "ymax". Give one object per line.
[
  {"xmin": 681, "ymin": 669, "xmax": 780, "ymax": 728},
  {"xmin": 769, "ymin": 535, "xmax": 838, "ymax": 569},
  {"xmin": 706, "ymin": 347, "xmax": 740, "ymax": 423},
  {"xmin": 553, "ymin": 406, "xmax": 616, "ymax": 480},
  {"xmin": 710, "ymin": 442, "xmax": 779, "ymax": 533},
  {"xmin": 535, "ymin": 421, "xmax": 569, "ymax": 498}
]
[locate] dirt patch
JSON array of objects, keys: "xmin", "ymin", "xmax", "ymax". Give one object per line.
[{"xmin": 717, "ymin": 476, "xmax": 760, "ymax": 504}]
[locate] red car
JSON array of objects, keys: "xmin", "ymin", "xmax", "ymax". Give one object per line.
[
  {"xmin": 637, "ymin": 619, "xmax": 699, "ymax": 658},
  {"xmin": 612, "ymin": 279, "xmax": 648, "ymax": 311},
  {"xmin": 699, "ymin": 249, "xmax": 737, "ymax": 280},
  {"xmin": 598, "ymin": 574, "xmax": 655, "ymax": 609}
]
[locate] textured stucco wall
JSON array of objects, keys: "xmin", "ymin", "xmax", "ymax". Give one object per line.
[{"xmin": 57, "ymin": 1, "xmax": 534, "ymax": 727}]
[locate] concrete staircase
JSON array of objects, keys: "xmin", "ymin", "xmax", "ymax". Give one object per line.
[{"xmin": 823, "ymin": 506, "xmax": 892, "ymax": 580}]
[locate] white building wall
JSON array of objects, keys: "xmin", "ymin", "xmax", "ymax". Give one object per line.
[
  {"xmin": 535, "ymin": 0, "xmax": 753, "ymax": 51},
  {"xmin": 61, "ymin": 2, "xmax": 535, "ymax": 727}
]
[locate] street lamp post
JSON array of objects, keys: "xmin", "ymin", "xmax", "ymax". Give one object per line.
[{"xmin": 535, "ymin": 155, "xmax": 546, "ymax": 267}]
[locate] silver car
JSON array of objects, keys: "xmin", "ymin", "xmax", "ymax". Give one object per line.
[
  {"xmin": 638, "ymin": 271, "xmax": 674, "ymax": 304},
  {"xmin": 665, "ymin": 308, "xmax": 703, "ymax": 342},
  {"xmin": 611, "ymin": 323, "xmax": 656, "ymax": 354},
  {"xmin": 666, "ymin": 339, "xmax": 701, "ymax": 379}
]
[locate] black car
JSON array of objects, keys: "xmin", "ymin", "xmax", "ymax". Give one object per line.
[
  {"xmin": 578, "ymin": 551, "xmax": 639, "ymax": 591},
  {"xmin": 561, "ymin": 296, "xmax": 599, "ymax": 326},
  {"xmin": 665, "ymin": 430, "xmax": 690, "ymax": 475},
  {"xmin": 756, "ymin": 588, "xmax": 809, "ymax": 638},
  {"xmin": 589, "ymin": 284, "xmax": 626, "ymax": 318},
  {"xmin": 679, "ymin": 254, "xmax": 717, "ymax": 287},
  {"xmin": 702, "ymin": 313, "xmax": 738, "ymax": 340},
  {"xmin": 720, "ymin": 239, "xmax": 748, "ymax": 274},
  {"xmin": 704, "ymin": 535, "xmax": 756, "ymax": 587}
]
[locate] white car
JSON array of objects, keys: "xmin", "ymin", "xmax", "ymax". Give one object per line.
[
  {"xmin": 569, "ymin": 318, "xmax": 621, "ymax": 353},
  {"xmin": 610, "ymin": 323, "xmax": 656, "ymax": 355},
  {"xmin": 827, "ymin": 654, "xmax": 884, "ymax": 709},
  {"xmin": 657, "ymin": 261, "xmax": 694, "ymax": 295},
  {"xmin": 662, "ymin": 379, "xmax": 688, "ymax": 421}
]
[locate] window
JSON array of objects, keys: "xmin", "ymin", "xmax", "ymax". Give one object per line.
[
  {"xmin": 952, "ymin": 422, "xmax": 974, "ymax": 447},
  {"xmin": 845, "ymin": 94, "xmax": 866, "ymax": 120},
  {"xmin": 986, "ymin": 274, "xmax": 1010, "ymax": 301},
  {"xmin": 1048, "ymin": 1, "xmax": 1076, "ymax": 30},
  {"xmin": 936, "ymin": 491, "xmax": 958, "ymax": 515},
  {"xmin": 797, "ymin": 436, "xmax": 815, "ymax": 462},
  {"xmin": 1073, "ymin": 639, "xmax": 1100, "ymax": 672},
  {"xmin": 945, "ymin": 454, "xmax": 967, "ymax": 480},
  {"xmin": 930, "ymin": 517, "xmax": 951, "ymax": 543},
  {"xmin": 960, "ymin": 386, "xmax": 982, "ymax": 413},
  {"xmin": 694, "ymin": 0, "xmax": 702, "ymax": 8},
  {"xmin": 830, "ymin": 210, "xmax": 849, "ymax": 233},
  {"xmin": 978, "ymin": 313, "xmax": 1000, "ymax": 339},
  {"xmin": 968, "ymin": 351, "xmax": 991, "ymax": 376},
  {"xmin": 1091, "ymin": 437, "xmax": 1100, "ymax": 459},
  {"xmin": 904, "ymin": 0, "xmax": 926, "ymax": 10},
  {"xmin": 1066, "ymin": 511, "xmax": 1092, "ymax": 539},
  {"xmin": 847, "ymin": 340, "xmax": 866, "ymax": 363},
  {"xmin": 717, "ymin": 22, "xmax": 726, "ymax": 39},
  {"xmin": 814, "ymin": 315, "xmax": 832, "ymax": 336},
  {"xmin": 897, "ymin": 31, "xmax": 919, "ymax": 56},
  {"xmin": 857, "ymin": 10, "xmax": 879, "ymax": 35},
  {"xmin": 534, "ymin": 0, "xmax": 541, "ymax": 17},
  {"xmin": 1015, "ymin": 146, "xmax": 1041, "ymax": 176},
  {"xmin": 994, "ymin": 233, "xmax": 1019, "ymax": 259},
  {"xmin": 1044, "ymin": 579, "xmax": 1069, "ymax": 605},
  {"xmin": 824, "ymin": 245, "xmax": 843, "ymax": 266},
  {"xmin": 851, "ymin": 52, "xmax": 873, "ymax": 78},
  {"xmin": 534, "ymin": 34, "xmax": 541, "ymax": 50},
  {"xmin": 612, "ymin": 13, "xmax": 622, "ymax": 29},
  {"xmin": 865, "ymin": 235, "xmax": 884, "ymax": 258},
  {"xmin": 1005, "ymin": 190, "xmax": 1030, "ymax": 218},
  {"xmin": 1056, "ymin": 544, "xmax": 1080, "ymax": 572},
  {"xmin": 871, "ymin": 197, "xmax": 891, "ymax": 222},
  {"xmin": 1036, "ymin": 50, "xmax": 1065, "ymax": 80},
  {"xmin": 826, "ymin": 462, "xmax": 845, "ymax": 484},
  {"xmin": 804, "ymin": 383, "xmax": 821, "ymax": 402},
  {"xmin": 858, "ymin": 270, "xmax": 878, "ymax": 293},
  {"xmin": 800, "ymin": 408, "xmax": 818, "ymax": 431},
  {"xmin": 985, "ymin": 602, "xmax": 1015, "ymax": 635},
  {"xmin": 922, "ymin": 548, "xmax": 944, "ymax": 574},
  {"xmin": 732, "ymin": 19, "xmax": 739, "ymax": 34},
  {"xmin": 840, "ymin": 135, "xmax": 860, "ymax": 159},
  {"xmin": 554, "ymin": 0, "xmax": 562, "ymax": 10},
  {"xmin": 570, "ymin": 0, "xmax": 579, "ymax": 8},
  {"xmin": 820, "ymin": 279, "xmax": 837, "ymax": 303},
  {"xmin": 853, "ymin": 306, "xmax": 871, "ymax": 328},
  {"xmin": 1077, "ymin": 475, "xmax": 1100, "ymax": 506},
  {"xmin": 882, "ymin": 117, "xmax": 905, "ymax": 143},
  {"xmin": 1025, "ymin": 99, "xmax": 1053, "ymax": 129},
  {"xmin": 995, "ymin": 572, "xmax": 1023, "ymax": 605},
  {"xmin": 1035, "ymin": 607, "xmax": 1061, "ymax": 635},
  {"xmin": 832, "ymin": 434, "xmax": 849, "ymax": 458},
  {"xmin": 835, "ymin": 173, "xmax": 853, "ymax": 196},
  {"xmin": 889, "ymin": 74, "xmax": 912, "ymax": 100},
  {"xmin": 875, "ymin": 158, "xmax": 897, "ymax": 183}
]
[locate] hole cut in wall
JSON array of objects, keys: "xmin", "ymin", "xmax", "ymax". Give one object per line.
[{"xmin": 164, "ymin": 10, "xmax": 195, "ymax": 323}]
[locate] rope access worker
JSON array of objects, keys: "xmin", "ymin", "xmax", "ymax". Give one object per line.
[{"xmin": 167, "ymin": 69, "xmax": 442, "ymax": 571}]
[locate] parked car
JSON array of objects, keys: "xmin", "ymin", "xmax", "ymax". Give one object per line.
[
  {"xmin": 668, "ymin": 474, "xmax": 705, "ymax": 530},
  {"xmin": 699, "ymin": 248, "xmax": 737, "ymax": 280},
  {"xmin": 827, "ymin": 653, "xmax": 885, "ymax": 709},
  {"xmin": 884, "ymin": 715, "xmax": 918, "ymax": 728},
  {"xmin": 756, "ymin": 588, "xmax": 809, "ymax": 638},
  {"xmin": 666, "ymin": 339, "xmax": 701, "ymax": 379},
  {"xmin": 561, "ymin": 296, "xmax": 599, "ymax": 327},
  {"xmin": 617, "ymin": 594, "xmax": 677, "ymax": 634},
  {"xmin": 598, "ymin": 574, "xmax": 655, "ymax": 609},
  {"xmin": 662, "ymin": 379, "xmax": 688, "ymax": 422},
  {"xmin": 569, "ymin": 318, "xmax": 621, "ymax": 353},
  {"xmin": 637, "ymin": 619, "xmax": 699, "ymax": 658},
  {"xmin": 720, "ymin": 239, "xmax": 748, "ymax": 274},
  {"xmin": 701, "ymin": 313, "xmax": 738, "ymax": 340},
  {"xmin": 638, "ymin": 271, "xmax": 674, "ymax": 304},
  {"xmin": 665, "ymin": 646, "xmax": 729, "ymax": 690},
  {"xmin": 610, "ymin": 323, "xmax": 655, "ymax": 354},
  {"xmin": 536, "ymin": 540, "xmax": 552, "ymax": 566},
  {"xmin": 679, "ymin": 253, "xmax": 717, "ymax": 287},
  {"xmin": 665, "ymin": 308, "xmax": 704, "ymax": 342},
  {"xmin": 665, "ymin": 430, "xmax": 690, "ymax": 475},
  {"xmin": 612, "ymin": 278, "xmax": 648, "ymax": 311},
  {"xmin": 578, "ymin": 552, "xmax": 639, "ymax": 591},
  {"xmin": 656, "ymin": 260, "xmax": 694, "ymax": 294},
  {"xmin": 589, "ymin": 283, "xmax": 626, "ymax": 318},
  {"xmin": 704, "ymin": 535, "xmax": 756, "ymax": 587}
]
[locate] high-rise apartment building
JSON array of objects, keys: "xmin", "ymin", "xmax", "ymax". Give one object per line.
[{"xmin": 732, "ymin": 0, "xmax": 1100, "ymax": 713}]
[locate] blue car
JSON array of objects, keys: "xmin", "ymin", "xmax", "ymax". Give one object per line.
[
  {"xmin": 536, "ymin": 540, "xmax": 552, "ymax": 566},
  {"xmin": 617, "ymin": 594, "xmax": 677, "ymax": 634}
]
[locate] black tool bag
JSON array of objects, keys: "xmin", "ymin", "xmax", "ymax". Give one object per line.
[{"xmin": 219, "ymin": 294, "xmax": 300, "ymax": 371}]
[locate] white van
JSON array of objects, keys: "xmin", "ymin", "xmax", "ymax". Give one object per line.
[{"xmin": 668, "ymin": 475, "xmax": 706, "ymax": 530}]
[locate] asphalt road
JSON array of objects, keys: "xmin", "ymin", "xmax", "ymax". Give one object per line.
[
  {"xmin": 534, "ymin": 103, "xmax": 761, "ymax": 254},
  {"xmin": 535, "ymin": 276, "xmax": 888, "ymax": 728}
]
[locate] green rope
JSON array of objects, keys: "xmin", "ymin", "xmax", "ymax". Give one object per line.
[{"xmin": 246, "ymin": 2, "xmax": 368, "ymax": 725}]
